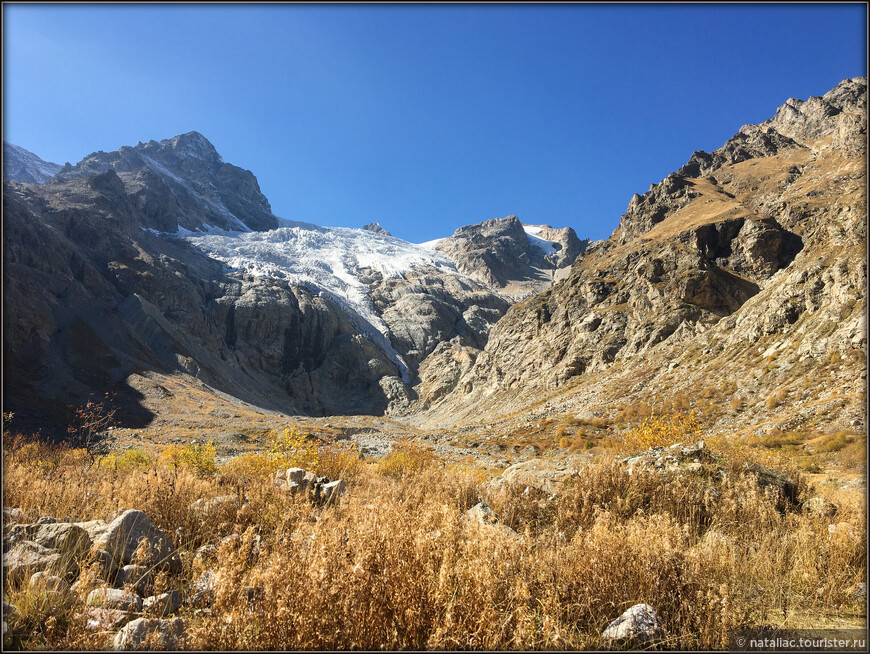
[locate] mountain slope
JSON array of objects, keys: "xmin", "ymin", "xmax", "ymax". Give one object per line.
[
  {"xmin": 418, "ymin": 77, "xmax": 866, "ymax": 438},
  {"xmin": 3, "ymin": 143, "xmax": 62, "ymax": 184}
]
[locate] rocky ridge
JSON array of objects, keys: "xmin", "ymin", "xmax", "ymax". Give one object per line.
[
  {"xmin": 3, "ymin": 143, "xmax": 62, "ymax": 185},
  {"xmin": 416, "ymin": 77, "xmax": 866, "ymax": 439}
]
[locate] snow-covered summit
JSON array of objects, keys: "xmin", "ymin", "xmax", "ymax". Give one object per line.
[{"xmin": 3, "ymin": 143, "xmax": 62, "ymax": 184}]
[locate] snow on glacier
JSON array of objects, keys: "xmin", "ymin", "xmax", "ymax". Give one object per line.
[
  {"xmin": 176, "ymin": 220, "xmax": 459, "ymax": 383},
  {"xmin": 522, "ymin": 225, "xmax": 558, "ymax": 256}
]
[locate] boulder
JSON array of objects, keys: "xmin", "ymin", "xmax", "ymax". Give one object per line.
[
  {"xmin": 602, "ymin": 603, "xmax": 662, "ymax": 642},
  {"xmin": 115, "ymin": 565, "xmax": 153, "ymax": 596},
  {"xmin": 321, "ymin": 479, "xmax": 346, "ymax": 503},
  {"xmin": 85, "ymin": 607, "xmax": 133, "ymax": 631},
  {"xmin": 487, "ymin": 458, "xmax": 582, "ymax": 497},
  {"xmin": 86, "ymin": 587, "xmax": 143, "ymax": 613},
  {"xmin": 74, "ymin": 520, "xmax": 110, "ymax": 543},
  {"xmin": 28, "ymin": 571, "xmax": 73, "ymax": 607},
  {"xmin": 112, "ymin": 617, "xmax": 185, "ymax": 651},
  {"xmin": 462, "ymin": 502, "xmax": 498, "ymax": 526},
  {"xmin": 85, "ymin": 548, "xmax": 118, "ymax": 580},
  {"xmin": 142, "ymin": 591, "xmax": 183, "ymax": 617},
  {"xmin": 3, "ymin": 507, "xmax": 24, "ymax": 523},
  {"xmin": 3, "ymin": 541, "xmax": 68, "ymax": 584},
  {"xmin": 95, "ymin": 510, "xmax": 181, "ymax": 573},
  {"xmin": 742, "ymin": 463, "xmax": 799, "ymax": 507},
  {"xmin": 189, "ymin": 570, "xmax": 220, "ymax": 608}
]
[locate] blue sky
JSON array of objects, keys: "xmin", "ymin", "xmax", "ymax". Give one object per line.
[{"xmin": 3, "ymin": 3, "xmax": 866, "ymax": 243}]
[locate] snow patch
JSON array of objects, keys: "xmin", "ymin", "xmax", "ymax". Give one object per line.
[{"xmin": 523, "ymin": 225, "xmax": 558, "ymax": 255}]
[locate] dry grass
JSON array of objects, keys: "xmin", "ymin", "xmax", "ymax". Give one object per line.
[{"xmin": 3, "ymin": 426, "xmax": 866, "ymax": 651}]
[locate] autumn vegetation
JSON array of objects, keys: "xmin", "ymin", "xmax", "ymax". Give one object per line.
[{"xmin": 2, "ymin": 412, "xmax": 866, "ymax": 650}]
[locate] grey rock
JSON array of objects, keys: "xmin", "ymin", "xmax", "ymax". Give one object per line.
[
  {"xmin": 433, "ymin": 215, "xmax": 586, "ymax": 301},
  {"xmin": 462, "ymin": 503, "xmax": 497, "ymax": 526},
  {"xmin": 87, "ymin": 587, "xmax": 143, "ymax": 612},
  {"xmin": 320, "ymin": 479, "xmax": 346, "ymax": 503},
  {"xmin": 602, "ymin": 603, "xmax": 662, "ymax": 642},
  {"xmin": 361, "ymin": 222, "xmax": 391, "ymax": 236},
  {"xmin": 112, "ymin": 617, "xmax": 185, "ymax": 651},
  {"xmin": 486, "ymin": 458, "xmax": 582, "ymax": 497},
  {"xmin": 28, "ymin": 571, "xmax": 71, "ymax": 594},
  {"xmin": 3, "ymin": 143, "xmax": 61, "ymax": 184},
  {"xmin": 189, "ymin": 570, "xmax": 220, "ymax": 608},
  {"xmin": 742, "ymin": 463, "xmax": 799, "ymax": 507},
  {"xmin": 115, "ymin": 564, "xmax": 153, "ymax": 596},
  {"xmin": 2, "ymin": 507, "xmax": 24, "ymax": 523},
  {"xmin": 142, "ymin": 591, "xmax": 183, "ymax": 617},
  {"xmin": 74, "ymin": 520, "xmax": 110, "ymax": 543},
  {"xmin": 853, "ymin": 582, "xmax": 866, "ymax": 601},
  {"xmin": 85, "ymin": 607, "xmax": 133, "ymax": 631},
  {"xmin": 189, "ymin": 495, "xmax": 242, "ymax": 521},
  {"xmin": 3, "ymin": 541, "xmax": 68, "ymax": 584},
  {"xmin": 96, "ymin": 510, "xmax": 181, "ymax": 573}
]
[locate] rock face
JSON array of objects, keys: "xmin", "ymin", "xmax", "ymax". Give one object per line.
[
  {"xmin": 361, "ymin": 221, "xmax": 392, "ymax": 236},
  {"xmin": 3, "ymin": 143, "xmax": 62, "ymax": 184},
  {"xmin": 433, "ymin": 215, "xmax": 588, "ymax": 301},
  {"xmin": 422, "ymin": 78, "xmax": 866, "ymax": 434}
]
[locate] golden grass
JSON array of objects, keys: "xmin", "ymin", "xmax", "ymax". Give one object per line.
[{"xmin": 3, "ymin": 424, "xmax": 866, "ymax": 651}]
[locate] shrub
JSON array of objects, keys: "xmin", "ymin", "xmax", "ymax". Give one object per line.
[
  {"xmin": 267, "ymin": 427, "xmax": 319, "ymax": 470},
  {"xmin": 377, "ymin": 438, "xmax": 438, "ymax": 479},
  {"xmin": 159, "ymin": 439, "xmax": 218, "ymax": 477},
  {"xmin": 98, "ymin": 446, "xmax": 152, "ymax": 471},
  {"xmin": 621, "ymin": 410, "xmax": 703, "ymax": 452}
]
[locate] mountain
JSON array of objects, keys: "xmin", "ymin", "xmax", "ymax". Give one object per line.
[
  {"xmin": 3, "ymin": 143, "xmax": 62, "ymax": 184},
  {"xmin": 425, "ymin": 215, "xmax": 589, "ymax": 301},
  {"xmin": 2, "ymin": 133, "xmax": 581, "ymax": 434},
  {"xmin": 416, "ymin": 77, "xmax": 866, "ymax": 440},
  {"xmin": 52, "ymin": 131, "xmax": 278, "ymax": 233}
]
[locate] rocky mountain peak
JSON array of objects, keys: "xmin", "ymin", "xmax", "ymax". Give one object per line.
[
  {"xmin": 432, "ymin": 215, "xmax": 585, "ymax": 301},
  {"xmin": 417, "ymin": 78, "xmax": 865, "ymax": 432},
  {"xmin": 614, "ymin": 76, "xmax": 867, "ymax": 246},
  {"xmin": 362, "ymin": 222, "xmax": 392, "ymax": 236},
  {"xmin": 3, "ymin": 143, "xmax": 62, "ymax": 184},
  {"xmin": 49, "ymin": 132, "xmax": 278, "ymax": 233}
]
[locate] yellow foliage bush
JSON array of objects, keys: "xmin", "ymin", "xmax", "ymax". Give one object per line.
[
  {"xmin": 158, "ymin": 439, "xmax": 218, "ymax": 478},
  {"xmin": 98, "ymin": 446, "xmax": 152, "ymax": 471},
  {"xmin": 267, "ymin": 427, "xmax": 319, "ymax": 470},
  {"xmin": 621, "ymin": 410, "xmax": 702, "ymax": 452},
  {"xmin": 377, "ymin": 438, "xmax": 438, "ymax": 479}
]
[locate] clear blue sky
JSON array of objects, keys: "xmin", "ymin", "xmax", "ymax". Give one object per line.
[{"xmin": 3, "ymin": 3, "xmax": 866, "ymax": 243}]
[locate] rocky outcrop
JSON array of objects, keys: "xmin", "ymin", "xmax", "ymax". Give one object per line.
[
  {"xmin": 3, "ymin": 143, "xmax": 62, "ymax": 184},
  {"xmin": 95, "ymin": 510, "xmax": 182, "ymax": 573},
  {"xmin": 2, "ymin": 166, "xmax": 415, "ymax": 427},
  {"xmin": 433, "ymin": 215, "xmax": 587, "ymax": 300},
  {"xmin": 361, "ymin": 221, "xmax": 392, "ymax": 236}
]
